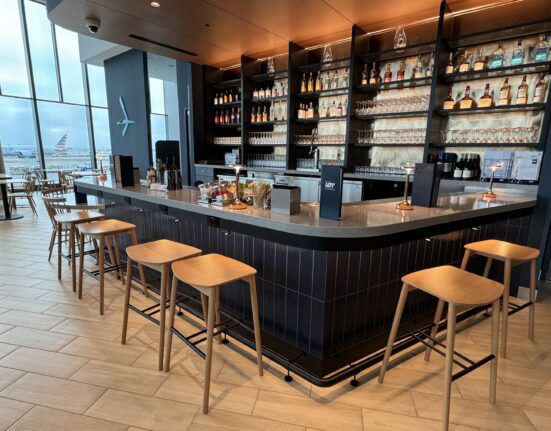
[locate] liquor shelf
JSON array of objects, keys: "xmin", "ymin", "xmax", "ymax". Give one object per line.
[
  {"xmin": 440, "ymin": 61, "xmax": 551, "ymax": 83},
  {"xmin": 357, "ymin": 77, "xmax": 433, "ymax": 93},
  {"xmin": 436, "ymin": 103, "xmax": 546, "ymax": 115}
]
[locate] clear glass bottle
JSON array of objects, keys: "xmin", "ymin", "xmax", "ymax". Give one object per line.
[
  {"xmin": 490, "ymin": 42, "xmax": 505, "ymax": 69},
  {"xmin": 414, "ymin": 55, "xmax": 424, "ymax": 78},
  {"xmin": 342, "ymin": 68, "xmax": 349, "ymax": 88},
  {"xmin": 511, "ymin": 39, "xmax": 525, "ymax": 66},
  {"xmin": 331, "ymin": 71, "xmax": 339, "ymax": 89},
  {"xmin": 214, "ymin": 93, "xmax": 219, "ymax": 105},
  {"xmin": 534, "ymin": 34, "xmax": 549, "ymax": 63}
]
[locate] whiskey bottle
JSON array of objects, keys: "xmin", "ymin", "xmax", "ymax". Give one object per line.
[
  {"xmin": 223, "ymin": 92, "xmax": 228, "ymax": 104},
  {"xmin": 397, "ymin": 61, "xmax": 406, "ymax": 81},
  {"xmin": 253, "ymin": 88, "xmax": 258, "ymax": 100},
  {"xmin": 426, "ymin": 53, "xmax": 434, "ymax": 77},
  {"xmin": 459, "ymin": 85, "xmax": 476, "ymax": 109},
  {"xmin": 331, "ymin": 71, "xmax": 339, "ymax": 89},
  {"xmin": 516, "ymin": 74, "xmax": 529, "ymax": 105},
  {"xmin": 262, "ymin": 106, "xmax": 268, "ymax": 122},
  {"xmin": 330, "ymin": 100, "xmax": 337, "ymax": 117},
  {"xmin": 323, "ymin": 72, "xmax": 331, "ymax": 90},
  {"xmin": 489, "ymin": 42, "xmax": 505, "ymax": 69},
  {"xmin": 384, "ymin": 63, "xmax": 392, "ymax": 83},
  {"xmin": 342, "ymin": 68, "xmax": 349, "ymax": 88},
  {"xmin": 511, "ymin": 39, "xmax": 525, "ymax": 66},
  {"xmin": 361, "ymin": 64, "xmax": 369, "ymax": 85},
  {"xmin": 218, "ymin": 93, "xmax": 224, "ymax": 104},
  {"xmin": 315, "ymin": 72, "xmax": 322, "ymax": 91},
  {"xmin": 445, "ymin": 52, "xmax": 454, "ymax": 74},
  {"xmin": 319, "ymin": 101, "xmax": 327, "ymax": 118},
  {"xmin": 534, "ymin": 34, "xmax": 549, "ymax": 63},
  {"xmin": 498, "ymin": 78, "xmax": 511, "ymax": 106},
  {"xmin": 443, "ymin": 87, "xmax": 455, "ymax": 110},
  {"xmin": 250, "ymin": 107, "xmax": 256, "ymax": 123},
  {"xmin": 307, "ymin": 72, "xmax": 314, "ymax": 92},
  {"xmin": 459, "ymin": 51, "xmax": 470, "ymax": 73},
  {"xmin": 473, "ymin": 50, "xmax": 485, "ymax": 71},
  {"xmin": 228, "ymin": 90, "xmax": 233, "ymax": 103},
  {"xmin": 337, "ymin": 100, "xmax": 343, "ymax": 116},
  {"xmin": 479, "ymin": 83, "xmax": 493, "ymax": 107},
  {"xmin": 307, "ymin": 102, "xmax": 314, "ymax": 119},
  {"xmin": 214, "ymin": 93, "xmax": 219, "ymax": 105},
  {"xmin": 300, "ymin": 74, "xmax": 307, "ymax": 93},
  {"xmin": 369, "ymin": 62, "xmax": 378, "ymax": 84},
  {"xmin": 297, "ymin": 104, "xmax": 303, "ymax": 120},
  {"xmin": 214, "ymin": 111, "xmax": 220, "ymax": 125},
  {"xmin": 534, "ymin": 74, "xmax": 546, "ymax": 103},
  {"xmin": 414, "ymin": 55, "xmax": 424, "ymax": 78}
]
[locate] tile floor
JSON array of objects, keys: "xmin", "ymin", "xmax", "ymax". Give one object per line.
[{"xmin": 0, "ymin": 201, "xmax": 550, "ymax": 430}]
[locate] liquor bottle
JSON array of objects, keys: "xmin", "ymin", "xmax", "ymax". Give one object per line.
[
  {"xmin": 214, "ymin": 93, "xmax": 219, "ymax": 105},
  {"xmin": 258, "ymin": 88, "xmax": 264, "ymax": 99},
  {"xmin": 323, "ymin": 72, "xmax": 331, "ymax": 90},
  {"xmin": 459, "ymin": 51, "xmax": 470, "ymax": 73},
  {"xmin": 343, "ymin": 98, "xmax": 348, "ymax": 115},
  {"xmin": 330, "ymin": 100, "xmax": 337, "ymax": 117},
  {"xmin": 331, "ymin": 71, "xmax": 339, "ymax": 89},
  {"xmin": 224, "ymin": 109, "xmax": 230, "ymax": 124},
  {"xmin": 516, "ymin": 74, "xmax": 529, "ymax": 105},
  {"xmin": 361, "ymin": 64, "xmax": 369, "ymax": 85},
  {"xmin": 535, "ymin": 34, "xmax": 550, "ymax": 62},
  {"xmin": 230, "ymin": 107, "xmax": 235, "ymax": 123},
  {"xmin": 453, "ymin": 154, "xmax": 465, "ymax": 179},
  {"xmin": 511, "ymin": 39, "xmax": 525, "ymax": 66},
  {"xmin": 445, "ymin": 52, "xmax": 454, "ymax": 74},
  {"xmin": 253, "ymin": 88, "xmax": 258, "ymax": 100},
  {"xmin": 443, "ymin": 87, "xmax": 456, "ymax": 110},
  {"xmin": 474, "ymin": 50, "xmax": 485, "ymax": 71},
  {"xmin": 462, "ymin": 154, "xmax": 473, "ymax": 180},
  {"xmin": 235, "ymin": 88, "xmax": 240, "ymax": 102},
  {"xmin": 236, "ymin": 107, "xmax": 240, "ymax": 123},
  {"xmin": 250, "ymin": 107, "xmax": 256, "ymax": 123},
  {"xmin": 262, "ymin": 106, "xmax": 268, "ymax": 122},
  {"xmin": 214, "ymin": 111, "xmax": 219, "ymax": 125},
  {"xmin": 479, "ymin": 83, "xmax": 493, "ymax": 107},
  {"xmin": 218, "ymin": 93, "xmax": 224, "ymax": 104},
  {"xmin": 459, "ymin": 84, "xmax": 476, "ymax": 109},
  {"xmin": 489, "ymin": 42, "xmax": 505, "ymax": 69},
  {"xmin": 534, "ymin": 74, "xmax": 546, "ymax": 103},
  {"xmin": 414, "ymin": 55, "xmax": 424, "ymax": 78},
  {"xmin": 271, "ymin": 85, "xmax": 277, "ymax": 98},
  {"xmin": 342, "ymin": 68, "xmax": 349, "ymax": 88},
  {"xmin": 300, "ymin": 74, "xmax": 307, "ymax": 93},
  {"xmin": 384, "ymin": 63, "xmax": 392, "ymax": 83},
  {"xmin": 498, "ymin": 77, "xmax": 511, "ymax": 106},
  {"xmin": 397, "ymin": 61, "xmax": 406, "ymax": 81},
  {"xmin": 426, "ymin": 53, "xmax": 434, "ymax": 77},
  {"xmin": 223, "ymin": 92, "xmax": 228, "ymax": 104},
  {"xmin": 307, "ymin": 72, "xmax": 314, "ymax": 92},
  {"xmin": 319, "ymin": 101, "xmax": 327, "ymax": 118},
  {"xmin": 337, "ymin": 100, "xmax": 343, "ymax": 116},
  {"xmin": 315, "ymin": 72, "xmax": 322, "ymax": 91},
  {"xmin": 257, "ymin": 107, "xmax": 263, "ymax": 122},
  {"xmin": 307, "ymin": 102, "xmax": 314, "ymax": 119},
  {"xmin": 228, "ymin": 90, "xmax": 233, "ymax": 103},
  {"xmin": 369, "ymin": 63, "xmax": 378, "ymax": 84},
  {"xmin": 297, "ymin": 104, "xmax": 303, "ymax": 119}
]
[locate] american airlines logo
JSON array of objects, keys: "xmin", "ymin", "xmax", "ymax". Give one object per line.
[{"xmin": 116, "ymin": 96, "xmax": 136, "ymax": 137}]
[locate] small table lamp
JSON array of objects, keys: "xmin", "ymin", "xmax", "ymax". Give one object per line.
[
  {"xmin": 396, "ymin": 162, "xmax": 416, "ymax": 211},
  {"xmin": 98, "ymin": 157, "xmax": 108, "ymax": 181},
  {"xmin": 483, "ymin": 162, "xmax": 503, "ymax": 200},
  {"xmin": 229, "ymin": 164, "xmax": 247, "ymax": 210}
]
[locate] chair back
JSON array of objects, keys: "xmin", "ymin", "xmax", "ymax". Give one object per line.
[{"xmin": 42, "ymin": 197, "xmax": 68, "ymax": 227}]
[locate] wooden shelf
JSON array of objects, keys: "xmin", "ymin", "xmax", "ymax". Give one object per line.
[
  {"xmin": 296, "ymin": 88, "xmax": 349, "ymax": 98},
  {"xmin": 358, "ymin": 77, "xmax": 433, "ymax": 93},
  {"xmin": 440, "ymin": 61, "xmax": 551, "ymax": 84},
  {"xmin": 354, "ymin": 111, "xmax": 428, "ymax": 120},
  {"xmin": 436, "ymin": 103, "xmax": 545, "ymax": 115}
]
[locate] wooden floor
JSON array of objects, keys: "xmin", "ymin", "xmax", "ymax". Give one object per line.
[{"xmin": 0, "ymin": 202, "xmax": 550, "ymax": 431}]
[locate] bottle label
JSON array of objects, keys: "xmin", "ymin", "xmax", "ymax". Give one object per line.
[
  {"xmin": 369, "ymin": 78, "xmax": 377, "ymax": 84},
  {"xmin": 490, "ymin": 57, "xmax": 503, "ymax": 69},
  {"xmin": 479, "ymin": 97, "xmax": 493, "ymax": 107},
  {"xmin": 460, "ymin": 99, "xmax": 474, "ymax": 109},
  {"xmin": 443, "ymin": 163, "xmax": 453, "ymax": 173},
  {"xmin": 534, "ymin": 85, "xmax": 545, "ymax": 102},
  {"xmin": 517, "ymin": 87, "xmax": 528, "ymax": 104},
  {"xmin": 453, "ymin": 168, "xmax": 463, "ymax": 179},
  {"xmin": 499, "ymin": 88, "xmax": 509, "ymax": 105},
  {"xmin": 459, "ymin": 63, "xmax": 470, "ymax": 73},
  {"xmin": 462, "ymin": 168, "xmax": 472, "ymax": 179},
  {"xmin": 445, "ymin": 66, "xmax": 454, "ymax": 74},
  {"xmin": 535, "ymin": 47, "xmax": 549, "ymax": 63},
  {"xmin": 511, "ymin": 50, "xmax": 524, "ymax": 66},
  {"xmin": 443, "ymin": 100, "xmax": 455, "ymax": 110},
  {"xmin": 474, "ymin": 61, "xmax": 485, "ymax": 71}
]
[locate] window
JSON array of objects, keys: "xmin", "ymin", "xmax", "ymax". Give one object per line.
[
  {"xmin": 55, "ymin": 25, "xmax": 85, "ymax": 104},
  {"xmin": 25, "ymin": 0, "xmax": 59, "ymax": 101},
  {"xmin": 0, "ymin": 96, "xmax": 39, "ymax": 175},
  {"xmin": 150, "ymin": 113, "xmax": 167, "ymax": 157},
  {"xmin": 0, "ymin": 0, "xmax": 30, "ymax": 97},
  {"xmin": 38, "ymin": 101, "xmax": 91, "ymax": 170},
  {"xmin": 91, "ymin": 107, "xmax": 111, "ymax": 170},
  {"xmin": 149, "ymin": 77, "xmax": 165, "ymax": 114},
  {"xmin": 88, "ymin": 65, "xmax": 108, "ymax": 108}
]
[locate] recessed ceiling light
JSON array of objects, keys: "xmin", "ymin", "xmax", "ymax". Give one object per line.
[{"xmin": 151, "ymin": 1, "xmax": 161, "ymax": 7}]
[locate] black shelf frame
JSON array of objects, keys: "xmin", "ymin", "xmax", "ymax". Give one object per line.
[
  {"xmin": 250, "ymin": 70, "xmax": 288, "ymax": 82},
  {"xmin": 358, "ymin": 77, "xmax": 433, "ymax": 93},
  {"xmin": 436, "ymin": 103, "xmax": 546, "ymax": 116},
  {"xmin": 354, "ymin": 111, "xmax": 429, "ymax": 120},
  {"xmin": 352, "ymin": 143, "xmax": 426, "ymax": 147},
  {"xmin": 250, "ymin": 96, "xmax": 287, "ymax": 104},
  {"xmin": 212, "ymin": 101, "xmax": 241, "ymax": 109},
  {"xmin": 296, "ymin": 88, "xmax": 349, "ymax": 98},
  {"xmin": 249, "ymin": 121, "xmax": 287, "ymax": 126},
  {"xmin": 295, "ymin": 116, "xmax": 348, "ymax": 123},
  {"xmin": 297, "ymin": 57, "xmax": 351, "ymax": 74},
  {"xmin": 430, "ymin": 142, "xmax": 540, "ymax": 147},
  {"xmin": 440, "ymin": 61, "xmax": 551, "ymax": 84},
  {"xmin": 361, "ymin": 41, "xmax": 436, "ymax": 63}
]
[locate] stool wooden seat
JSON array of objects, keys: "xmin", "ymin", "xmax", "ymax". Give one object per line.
[
  {"xmin": 77, "ymin": 219, "xmax": 141, "ymax": 315},
  {"xmin": 54, "ymin": 210, "xmax": 104, "ymax": 293},
  {"xmin": 461, "ymin": 239, "xmax": 539, "ymax": 357},
  {"xmin": 122, "ymin": 240, "xmax": 201, "ymax": 371},
  {"xmin": 379, "ymin": 265, "xmax": 503, "ymax": 431},
  {"xmin": 165, "ymin": 253, "xmax": 263, "ymax": 414}
]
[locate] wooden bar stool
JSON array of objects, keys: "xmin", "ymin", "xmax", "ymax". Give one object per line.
[
  {"xmin": 164, "ymin": 253, "xmax": 263, "ymax": 414},
  {"xmin": 54, "ymin": 210, "xmax": 104, "ymax": 293},
  {"xmin": 461, "ymin": 239, "xmax": 539, "ymax": 357},
  {"xmin": 121, "ymin": 239, "xmax": 202, "ymax": 371},
  {"xmin": 379, "ymin": 266, "xmax": 503, "ymax": 431},
  {"xmin": 77, "ymin": 219, "xmax": 143, "ymax": 315}
]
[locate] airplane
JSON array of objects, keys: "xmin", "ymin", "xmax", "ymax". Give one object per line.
[
  {"xmin": 55, "ymin": 134, "xmax": 68, "ymax": 154},
  {"xmin": 116, "ymin": 96, "xmax": 135, "ymax": 137}
]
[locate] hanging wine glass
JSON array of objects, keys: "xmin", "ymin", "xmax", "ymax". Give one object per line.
[
  {"xmin": 267, "ymin": 57, "xmax": 275, "ymax": 74},
  {"xmin": 322, "ymin": 45, "xmax": 333, "ymax": 62},
  {"xmin": 394, "ymin": 26, "xmax": 407, "ymax": 50}
]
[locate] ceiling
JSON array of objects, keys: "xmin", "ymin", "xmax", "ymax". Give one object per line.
[{"xmin": 47, "ymin": 0, "xmax": 542, "ymax": 68}]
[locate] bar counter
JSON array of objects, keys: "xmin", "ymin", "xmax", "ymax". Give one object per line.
[{"xmin": 75, "ymin": 178, "xmax": 536, "ymax": 385}]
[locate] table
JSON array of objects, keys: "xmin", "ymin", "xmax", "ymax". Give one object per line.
[{"xmin": 0, "ymin": 175, "xmax": 23, "ymax": 221}]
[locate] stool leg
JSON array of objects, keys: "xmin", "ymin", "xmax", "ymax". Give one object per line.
[
  {"xmin": 99, "ymin": 235, "xmax": 105, "ymax": 315},
  {"xmin": 379, "ymin": 283, "xmax": 410, "ymax": 384},
  {"xmin": 105, "ymin": 236, "xmax": 117, "ymax": 279},
  {"xmin": 203, "ymin": 291, "xmax": 216, "ymax": 414},
  {"xmin": 130, "ymin": 229, "xmax": 148, "ymax": 296},
  {"xmin": 460, "ymin": 249, "xmax": 471, "ymax": 270},
  {"xmin": 78, "ymin": 232, "xmax": 85, "ymax": 300},
  {"xmin": 158, "ymin": 264, "xmax": 168, "ymax": 371},
  {"xmin": 490, "ymin": 298, "xmax": 500, "ymax": 404},
  {"xmin": 48, "ymin": 228, "xmax": 56, "ymax": 262},
  {"xmin": 215, "ymin": 289, "xmax": 222, "ymax": 344},
  {"xmin": 529, "ymin": 258, "xmax": 536, "ymax": 341},
  {"xmin": 483, "ymin": 257, "xmax": 493, "ymax": 278},
  {"xmin": 164, "ymin": 275, "xmax": 179, "ymax": 372},
  {"xmin": 201, "ymin": 293, "xmax": 208, "ymax": 322},
  {"xmin": 424, "ymin": 299, "xmax": 445, "ymax": 362},
  {"xmin": 121, "ymin": 257, "xmax": 133, "ymax": 345},
  {"xmin": 112, "ymin": 234, "xmax": 125, "ymax": 285},
  {"xmin": 501, "ymin": 259, "xmax": 512, "ymax": 358},
  {"xmin": 57, "ymin": 222, "xmax": 62, "ymax": 280},
  {"xmin": 70, "ymin": 223, "xmax": 76, "ymax": 292},
  {"xmin": 442, "ymin": 303, "xmax": 456, "ymax": 431},
  {"xmin": 248, "ymin": 276, "xmax": 263, "ymax": 376}
]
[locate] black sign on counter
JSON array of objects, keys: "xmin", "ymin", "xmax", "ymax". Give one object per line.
[
  {"xmin": 411, "ymin": 163, "xmax": 442, "ymax": 207},
  {"xmin": 319, "ymin": 165, "xmax": 344, "ymax": 220}
]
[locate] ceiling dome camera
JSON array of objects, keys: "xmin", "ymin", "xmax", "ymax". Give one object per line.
[{"xmin": 85, "ymin": 17, "xmax": 100, "ymax": 34}]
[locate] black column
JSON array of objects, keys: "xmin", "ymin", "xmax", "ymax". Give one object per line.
[{"xmin": 105, "ymin": 49, "xmax": 151, "ymax": 177}]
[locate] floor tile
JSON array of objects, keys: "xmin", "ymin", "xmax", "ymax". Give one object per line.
[
  {"xmin": 0, "ymin": 366, "xmax": 26, "ymax": 391},
  {"xmin": 0, "ymin": 309, "xmax": 66, "ymax": 330},
  {"xmin": 189, "ymin": 409, "xmax": 305, "ymax": 431},
  {"xmin": 0, "ymin": 342, "xmax": 18, "ymax": 359},
  {"xmin": 0, "ymin": 373, "xmax": 105, "ymax": 414},
  {"xmin": 0, "ymin": 396, "xmax": 33, "ymax": 430},
  {"xmin": 70, "ymin": 360, "xmax": 167, "ymax": 395},
  {"xmin": 0, "ymin": 296, "xmax": 57, "ymax": 313},
  {"xmin": 0, "ymin": 285, "xmax": 50, "ymax": 299},
  {"xmin": 50, "ymin": 318, "xmax": 122, "ymax": 342},
  {"xmin": 362, "ymin": 408, "xmax": 477, "ymax": 430},
  {"xmin": 0, "ymin": 326, "xmax": 75, "ymax": 351},
  {"xmin": 36, "ymin": 290, "xmax": 97, "ymax": 306},
  {"xmin": 0, "ymin": 347, "xmax": 89, "ymax": 378},
  {"xmin": 8, "ymin": 405, "xmax": 128, "ymax": 431},
  {"xmin": 45, "ymin": 303, "xmax": 114, "ymax": 322},
  {"xmin": 524, "ymin": 409, "xmax": 551, "ymax": 431},
  {"xmin": 60, "ymin": 336, "xmax": 147, "ymax": 365},
  {"xmin": 85, "ymin": 389, "xmax": 198, "ymax": 431}
]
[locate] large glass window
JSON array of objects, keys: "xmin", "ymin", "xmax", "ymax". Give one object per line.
[
  {"xmin": 25, "ymin": 0, "xmax": 59, "ymax": 101},
  {"xmin": 149, "ymin": 77, "xmax": 165, "ymax": 114},
  {"xmin": 91, "ymin": 107, "xmax": 111, "ymax": 170},
  {"xmin": 55, "ymin": 25, "xmax": 85, "ymax": 104},
  {"xmin": 88, "ymin": 65, "xmax": 108, "ymax": 107},
  {"xmin": 38, "ymin": 101, "xmax": 92, "ymax": 170},
  {"xmin": 0, "ymin": 96, "xmax": 40, "ymax": 175},
  {"xmin": 0, "ymin": 0, "xmax": 30, "ymax": 97}
]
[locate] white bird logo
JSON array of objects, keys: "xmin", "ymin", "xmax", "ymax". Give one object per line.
[{"xmin": 116, "ymin": 96, "xmax": 136, "ymax": 137}]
